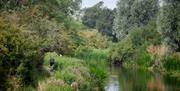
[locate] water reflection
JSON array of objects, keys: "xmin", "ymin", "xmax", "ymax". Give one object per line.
[
  {"xmin": 105, "ymin": 66, "xmax": 120, "ymax": 91},
  {"xmin": 147, "ymin": 73, "xmax": 165, "ymax": 91},
  {"xmin": 105, "ymin": 66, "xmax": 180, "ymax": 91}
]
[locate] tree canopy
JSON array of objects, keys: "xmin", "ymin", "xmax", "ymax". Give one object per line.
[
  {"xmin": 113, "ymin": 0, "xmax": 158, "ymax": 40},
  {"xmin": 82, "ymin": 1, "xmax": 116, "ymax": 38}
]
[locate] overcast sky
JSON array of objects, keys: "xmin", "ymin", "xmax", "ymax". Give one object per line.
[{"xmin": 81, "ymin": 0, "xmax": 118, "ymax": 9}]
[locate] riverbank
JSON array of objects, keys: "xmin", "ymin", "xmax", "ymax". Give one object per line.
[
  {"xmin": 105, "ymin": 66, "xmax": 180, "ymax": 91},
  {"xmin": 36, "ymin": 48, "xmax": 109, "ymax": 91},
  {"xmin": 122, "ymin": 53, "xmax": 180, "ymax": 79}
]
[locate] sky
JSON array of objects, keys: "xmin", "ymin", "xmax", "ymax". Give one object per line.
[{"xmin": 81, "ymin": 0, "xmax": 118, "ymax": 9}]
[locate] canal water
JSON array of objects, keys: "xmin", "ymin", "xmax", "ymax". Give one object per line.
[{"xmin": 105, "ymin": 66, "xmax": 180, "ymax": 91}]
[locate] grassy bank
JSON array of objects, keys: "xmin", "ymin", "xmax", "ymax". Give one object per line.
[
  {"xmin": 42, "ymin": 52, "xmax": 90, "ymax": 91},
  {"xmin": 37, "ymin": 48, "xmax": 109, "ymax": 91}
]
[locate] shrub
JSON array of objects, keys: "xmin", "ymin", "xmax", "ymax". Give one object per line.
[{"xmin": 0, "ymin": 17, "xmax": 47, "ymax": 90}]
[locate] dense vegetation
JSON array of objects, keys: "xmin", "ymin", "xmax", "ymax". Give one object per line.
[
  {"xmin": 82, "ymin": 1, "xmax": 117, "ymax": 41},
  {"xmin": 0, "ymin": 0, "xmax": 110, "ymax": 90},
  {"xmin": 112, "ymin": 0, "xmax": 180, "ymax": 77},
  {"xmin": 0, "ymin": 0, "xmax": 180, "ymax": 91}
]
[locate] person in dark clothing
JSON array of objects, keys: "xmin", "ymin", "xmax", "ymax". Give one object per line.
[
  {"xmin": 50, "ymin": 57, "xmax": 55, "ymax": 66},
  {"xmin": 49, "ymin": 56, "xmax": 55, "ymax": 71}
]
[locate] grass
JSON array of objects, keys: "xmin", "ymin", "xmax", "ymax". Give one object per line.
[
  {"xmin": 75, "ymin": 48, "xmax": 110, "ymax": 90},
  {"xmin": 75, "ymin": 48, "xmax": 110, "ymax": 65},
  {"xmin": 163, "ymin": 56, "xmax": 180, "ymax": 71},
  {"xmin": 17, "ymin": 86, "xmax": 36, "ymax": 91},
  {"xmin": 40, "ymin": 48, "xmax": 109, "ymax": 91},
  {"xmin": 38, "ymin": 80, "xmax": 72, "ymax": 91},
  {"xmin": 161, "ymin": 55, "xmax": 180, "ymax": 78},
  {"xmin": 43, "ymin": 52, "xmax": 92, "ymax": 91}
]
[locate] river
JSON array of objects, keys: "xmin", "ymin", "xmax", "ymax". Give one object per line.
[{"xmin": 104, "ymin": 66, "xmax": 180, "ymax": 91}]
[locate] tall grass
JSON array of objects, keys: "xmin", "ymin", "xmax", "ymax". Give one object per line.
[
  {"xmin": 40, "ymin": 47, "xmax": 110, "ymax": 91},
  {"xmin": 43, "ymin": 52, "xmax": 93, "ymax": 91},
  {"xmin": 75, "ymin": 48, "xmax": 110, "ymax": 90},
  {"xmin": 162, "ymin": 55, "xmax": 180, "ymax": 71},
  {"xmin": 38, "ymin": 80, "xmax": 72, "ymax": 91}
]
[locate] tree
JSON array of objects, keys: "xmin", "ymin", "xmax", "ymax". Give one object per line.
[
  {"xmin": 82, "ymin": 2, "xmax": 103, "ymax": 28},
  {"xmin": 0, "ymin": 0, "xmax": 83, "ymax": 90},
  {"xmin": 113, "ymin": 0, "xmax": 135, "ymax": 40},
  {"xmin": 113, "ymin": 0, "xmax": 159, "ymax": 40},
  {"xmin": 131, "ymin": 0, "xmax": 159, "ymax": 26},
  {"xmin": 82, "ymin": 1, "xmax": 115, "ymax": 37},
  {"xmin": 0, "ymin": 17, "xmax": 45, "ymax": 90},
  {"xmin": 96, "ymin": 8, "xmax": 115, "ymax": 36},
  {"xmin": 0, "ymin": 0, "xmax": 35, "ymax": 9},
  {"xmin": 158, "ymin": 0, "xmax": 180, "ymax": 52},
  {"xmin": 0, "ymin": 0, "xmax": 82, "ymax": 29}
]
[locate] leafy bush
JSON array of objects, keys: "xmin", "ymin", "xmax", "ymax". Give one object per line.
[{"xmin": 0, "ymin": 17, "xmax": 48, "ymax": 90}]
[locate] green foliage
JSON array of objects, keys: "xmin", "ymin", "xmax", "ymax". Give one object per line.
[
  {"xmin": 113, "ymin": 0, "xmax": 180, "ymax": 77},
  {"xmin": 75, "ymin": 47, "xmax": 110, "ymax": 62},
  {"xmin": 82, "ymin": 2, "xmax": 115, "ymax": 37},
  {"xmin": 38, "ymin": 0, "xmax": 82, "ymax": 29},
  {"xmin": 3, "ymin": 0, "xmax": 180, "ymax": 90},
  {"xmin": 110, "ymin": 30, "xmax": 134, "ymax": 61},
  {"xmin": 113, "ymin": 0, "xmax": 135, "ymax": 39},
  {"xmin": 158, "ymin": 0, "xmax": 180, "ymax": 52},
  {"xmin": 163, "ymin": 55, "xmax": 180, "ymax": 71},
  {"xmin": 75, "ymin": 48, "xmax": 109, "ymax": 90},
  {"xmin": 111, "ymin": 20, "xmax": 161, "ymax": 67},
  {"xmin": 0, "ymin": 0, "xmax": 35, "ymax": 9},
  {"xmin": 55, "ymin": 71, "xmax": 76, "ymax": 84},
  {"xmin": 77, "ymin": 30, "xmax": 110, "ymax": 49},
  {"xmin": 113, "ymin": 0, "xmax": 158, "ymax": 40},
  {"xmin": 44, "ymin": 53, "xmax": 93, "ymax": 91},
  {"xmin": 38, "ymin": 80, "xmax": 73, "ymax": 91},
  {"xmin": 96, "ymin": 8, "xmax": 115, "ymax": 36},
  {"xmin": 0, "ymin": 17, "xmax": 48, "ymax": 90},
  {"xmin": 129, "ymin": 20, "xmax": 161, "ymax": 47},
  {"xmin": 0, "ymin": 0, "xmax": 85, "ymax": 90},
  {"xmin": 89, "ymin": 66, "xmax": 107, "ymax": 90},
  {"xmin": 44, "ymin": 84, "xmax": 72, "ymax": 91},
  {"xmin": 17, "ymin": 86, "xmax": 36, "ymax": 91},
  {"xmin": 132, "ymin": 49, "xmax": 152, "ymax": 67},
  {"xmin": 39, "ymin": 49, "xmax": 109, "ymax": 91},
  {"xmin": 131, "ymin": 0, "xmax": 159, "ymax": 26}
]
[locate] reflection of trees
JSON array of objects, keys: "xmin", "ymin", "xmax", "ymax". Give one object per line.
[
  {"xmin": 109, "ymin": 67, "xmax": 180, "ymax": 91},
  {"xmin": 163, "ymin": 75, "xmax": 180, "ymax": 91},
  {"xmin": 116, "ymin": 68, "xmax": 180, "ymax": 91},
  {"xmin": 147, "ymin": 74, "xmax": 165, "ymax": 91},
  {"xmin": 118, "ymin": 68, "xmax": 151, "ymax": 91}
]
